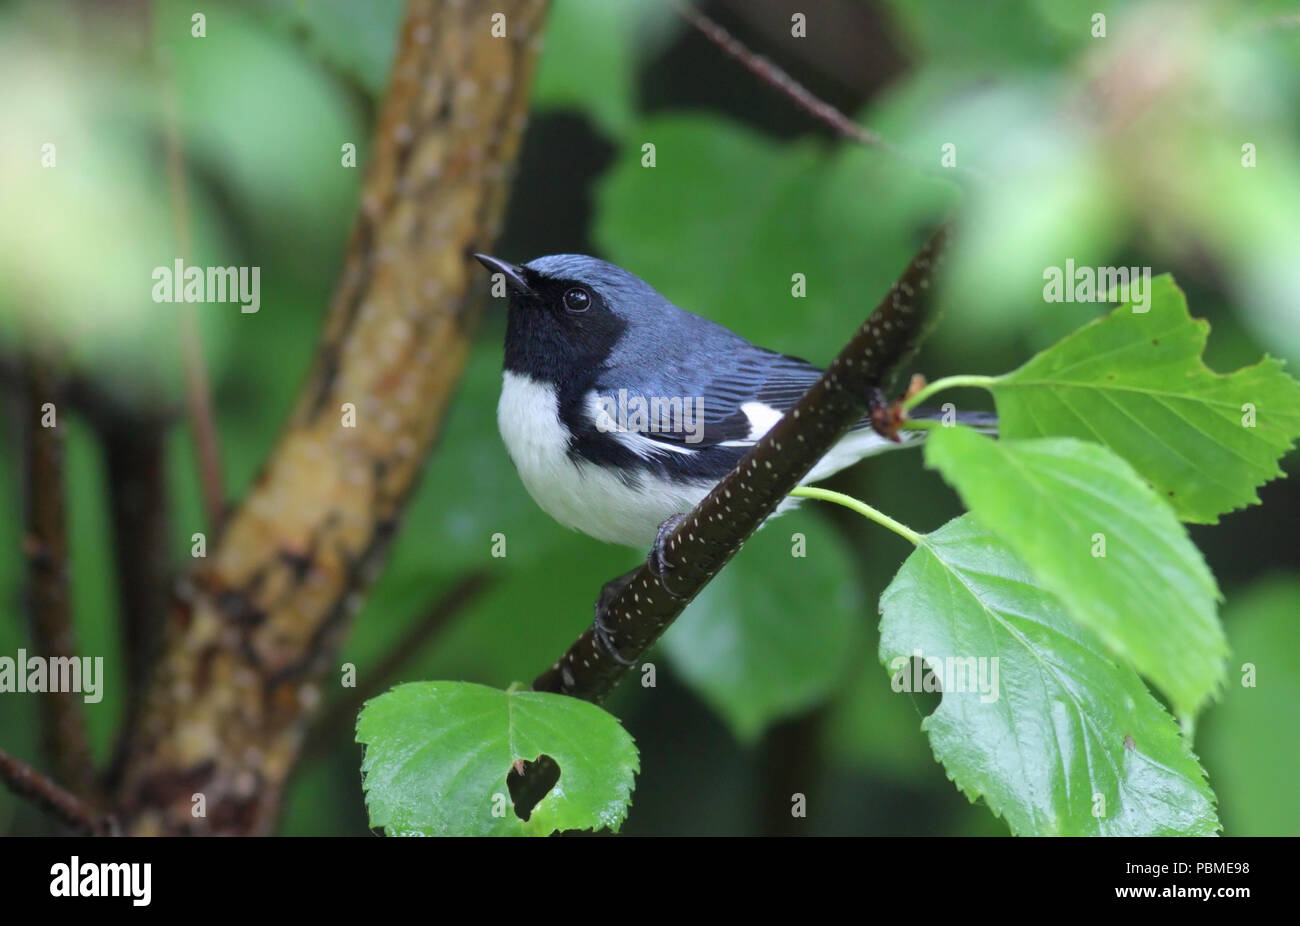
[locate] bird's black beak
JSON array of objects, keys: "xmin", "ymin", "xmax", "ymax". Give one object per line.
[{"xmin": 473, "ymin": 253, "xmax": 533, "ymax": 295}]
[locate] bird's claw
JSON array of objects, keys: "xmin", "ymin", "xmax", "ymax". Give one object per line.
[
  {"xmin": 592, "ymin": 612, "xmax": 637, "ymax": 666},
  {"xmin": 588, "ymin": 514, "xmax": 691, "ymax": 664},
  {"xmin": 591, "ymin": 568, "xmax": 638, "ymax": 666},
  {"xmin": 648, "ymin": 513, "xmax": 690, "ymax": 599}
]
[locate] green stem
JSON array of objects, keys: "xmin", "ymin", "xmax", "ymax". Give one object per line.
[
  {"xmin": 901, "ymin": 374, "xmax": 997, "ymax": 412},
  {"xmin": 790, "ymin": 487, "xmax": 922, "ymax": 546}
]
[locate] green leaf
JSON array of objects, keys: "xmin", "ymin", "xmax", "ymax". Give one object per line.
[
  {"xmin": 923, "ymin": 428, "xmax": 1226, "ymax": 718},
  {"xmin": 163, "ymin": 3, "xmax": 364, "ymax": 244},
  {"xmin": 532, "ymin": 0, "xmax": 675, "ymax": 133},
  {"xmin": 595, "ymin": 116, "xmax": 957, "ymax": 366},
  {"xmin": 990, "ymin": 274, "xmax": 1300, "ymax": 523},
  {"xmin": 661, "ymin": 511, "xmax": 866, "ymax": 742},
  {"xmin": 357, "ymin": 681, "xmax": 638, "ymax": 836},
  {"xmin": 879, "ymin": 515, "xmax": 1219, "ymax": 836}
]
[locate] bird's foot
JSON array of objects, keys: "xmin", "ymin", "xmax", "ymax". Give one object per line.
[
  {"xmin": 868, "ymin": 374, "xmax": 927, "ymax": 442},
  {"xmin": 591, "ymin": 567, "xmax": 638, "ymax": 666},
  {"xmin": 648, "ymin": 513, "xmax": 690, "ymax": 599}
]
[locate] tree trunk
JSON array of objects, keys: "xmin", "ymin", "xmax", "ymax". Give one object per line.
[{"xmin": 115, "ymin": 0, "xmax": 550, "ymax": 835}]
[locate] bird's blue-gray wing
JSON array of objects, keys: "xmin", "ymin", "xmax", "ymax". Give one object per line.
[
  {"xmin": 590, "ymin": 349, "xmax": 825, "ymax": 451},
  {"xmin": 596, "ymin": 347, "xmax": 996, "ymax": 455}
]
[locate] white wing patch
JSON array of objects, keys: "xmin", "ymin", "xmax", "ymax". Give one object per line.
[
  {"xmin": 719, "ymin": 400, "xmax": 784, "ymax": 446},
  {"xmin": 719, "ymin": 397, "xmax": 921, "ymax": 482},
  {"xmin": 586, "ymin": 392, "xmax": 696, "ymax": 458}
]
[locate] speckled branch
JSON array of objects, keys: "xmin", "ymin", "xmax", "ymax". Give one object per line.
[
  {"xmin": 115, "ymin": 0, "xmax": 550, "ymax": 835},
  {"xmin": 533, "ymin": 224, "xmax": 950, "ymax": 702}
]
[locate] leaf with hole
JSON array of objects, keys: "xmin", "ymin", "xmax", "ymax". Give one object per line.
[{"xmin": 357, "ymin": 681, "xmax": 638, "ymax": 836}]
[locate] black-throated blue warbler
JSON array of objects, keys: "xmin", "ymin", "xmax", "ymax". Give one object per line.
[{"xmin": 474, "ymin": 253, "xmax": 990, "ymax": 555}]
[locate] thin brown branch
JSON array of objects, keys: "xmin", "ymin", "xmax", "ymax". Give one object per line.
[
  {"xmin": 4, "ymin": 346, "xmax": 175, "ymax": 791},
  {"xmin": 0, "ymin": 747, "xmax": 113, "ymax": 836},
  {"xmin": 674, "ymin": 1, "xmax": 887, "ymax": 148},
  {"xmin": 159, "ymin": 49, "xmax": 226, "ymax": 533},
  {"xmin": 305, "ymin": 572, "xmax": 493, "ymax": 754},
  {"xmin": 21, "ymin": 351, "xmax": 96, "ymax": 799},
  {"xmin": 674, "ymin": 2, "xmax": 985, "ymax": 182},
  {"xmin": 0, "ymin": 350, "xmax": 176, "ymax": 433},
  {"xmin": 759, "ymin": 708, "xmax": 826, "ymax": 836},
  {"xmin": 99, "ymin": 415, "xmax": 172, "ymax": 793}
]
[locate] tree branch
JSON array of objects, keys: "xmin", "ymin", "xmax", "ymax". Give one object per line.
[
  {"xmin": 114, "ymin": 0, "xmax": 551, "ymax": 835},
  {"xmin": 0, "ymin": 350, "xmax": 177, "ymax": 433},
  {"xmin": 99, "ymin": 415, "xmax": 173, "ymax": 793},
  {"xmin": 20, "ymin": 352, "xmax": 96, "ymax": 800},
  {"xmin": 533, "ymin": 224, "xmax": 950, "ymax": 703},
  {"xmin": 160, "ymin": 47, "xmax": 227, "ymax": 533},
  {"xmin": 0, "ymin": 747, "xmax": 112, "ymax": 836},
  {"xmin": 673, "ymin": 1, "xmax": 888, "ymax": 149},
  {"xmin": 674, "ymin": 2, "xmax": 984, "ymax": 181}
]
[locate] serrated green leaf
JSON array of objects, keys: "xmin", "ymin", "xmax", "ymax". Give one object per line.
[
  {"xmin": 880, "ymin": 515, "xmax": 1219, "ymax": 836},
  {"xmin": 661, "ymin": 511, "xmax": 865, "ymax": 742},
  {"xmin": 357, "ymin": 681, "xmax": 638, "ymax": 836},
  {"xmin": 924, "ymin": 428, "xmax": 1226, "ymax": 718},
  {"xmin": 990, "ymin": 274, "xmax": 1300, "ymax": 523}
]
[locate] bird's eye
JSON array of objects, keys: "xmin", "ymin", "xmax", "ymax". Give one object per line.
[{"xmin": 563, "ymin": 287, "xmax": 591, "ymax": 313}]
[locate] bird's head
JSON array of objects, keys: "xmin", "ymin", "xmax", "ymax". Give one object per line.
[{"xmin": 474, "ymin": 253, "xmax": 674, "ymax": 385}]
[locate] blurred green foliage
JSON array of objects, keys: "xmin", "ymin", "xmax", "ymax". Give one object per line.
[
  {"xmin": 1199, "ymin": 576, "xmax": 1300, "ymax": 836},
  {"xmin": 0, "ymin": 0, "xmax": 1296, "ymax": 835}
]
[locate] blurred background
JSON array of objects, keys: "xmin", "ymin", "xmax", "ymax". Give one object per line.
[{"xmin": 0, "ymin": 0, "xmax": 1297, "ymax": 835}]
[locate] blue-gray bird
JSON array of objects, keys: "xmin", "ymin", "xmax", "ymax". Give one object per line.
[{"xmin": 475, "ymin": 253, "xmax": 990, "ymax": 553}]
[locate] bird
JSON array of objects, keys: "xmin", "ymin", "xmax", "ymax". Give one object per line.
[
  {"xmin": 476, "ymin": 249, "xmax": 992, "ymax": 531},
  {"xmin": 474, "ymin": 252, "xmax": 993, "ymax": 661}
]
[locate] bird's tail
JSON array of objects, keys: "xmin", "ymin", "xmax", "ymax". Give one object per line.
[
  {"xmin": 800, "ymin": 407, "xmax": 998, "ymax": 486},
  {"xmin": 907, "ymin": 406, "xmax": 998, "ymax": 435},
  {"xmin": 845, "ymin": 406, "xmax": 998, "ymax": 438}
]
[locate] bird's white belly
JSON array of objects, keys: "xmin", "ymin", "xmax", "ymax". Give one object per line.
[{"xmin": 498, "ymin": 372, "xmax": 712, "ymax": 549}]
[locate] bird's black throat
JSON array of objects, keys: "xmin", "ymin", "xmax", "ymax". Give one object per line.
[{"xmin": 502, "ymin": 271, "xmax": 628, "ymax": 396}]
